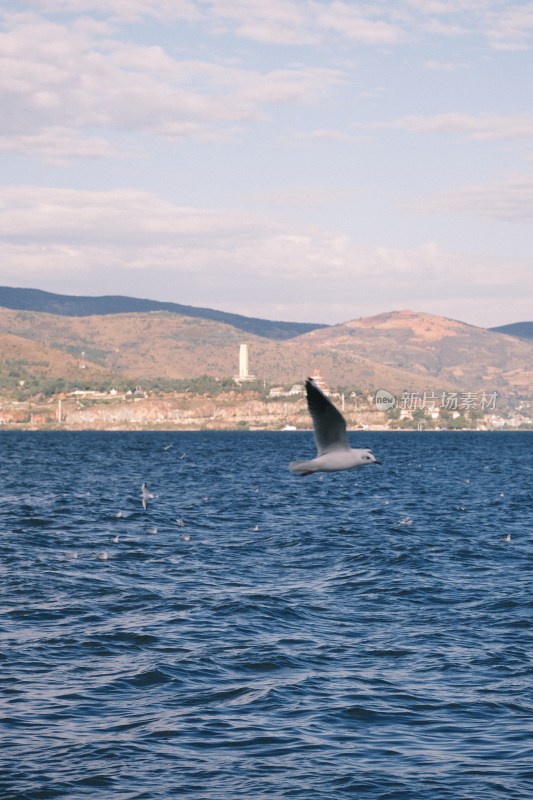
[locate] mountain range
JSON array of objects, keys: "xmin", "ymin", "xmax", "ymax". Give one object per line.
[
  {"xmin": 0, "ymin": 287, "xmax": 531, "ymax": 399},
  {"xmin": 2, "ymin": 285, "xmax": 531, "ymax": 341},
  {"xmin": 0, "ymin": 286, "xmax": 326, "ymax": 340}
]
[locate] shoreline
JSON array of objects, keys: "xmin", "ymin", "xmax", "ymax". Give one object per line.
[
  {"xmin": 0, "ymin": 425, "xmax": 530, "ymax": 433},
  {"xmin": 1, "ymin": 390, "xmax": 530, "ymax": 431}
]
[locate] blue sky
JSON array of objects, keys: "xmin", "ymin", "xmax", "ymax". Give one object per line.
[{"xmin": 1, "ymin": 1, "xmax": 532, "ymax": 327}]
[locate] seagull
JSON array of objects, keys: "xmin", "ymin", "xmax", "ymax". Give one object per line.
[
  {"xmin": 398, "ymin": 517, "xmax": 413, "ymax": 526},
  {"xmin": 141, "ymin": 482, "xmax": 153, "ymax": 511},
  {"xmin": 289, "ymin": 378, "xmax": 381, "ymax": 476}
]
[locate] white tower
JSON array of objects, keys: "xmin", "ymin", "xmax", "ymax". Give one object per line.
[
  {"xmin": 235, "ymin": 343, "xmax": 255, "ymax": 382},
  {"xmin": 239, "ymin": 344, "xmax": 249, "ymax": 380}
]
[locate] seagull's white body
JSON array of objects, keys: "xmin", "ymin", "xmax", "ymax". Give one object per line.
[
  {"xmin": 141, "ymin": 482, "xmax": 152, "ymax": 511},
  {"xmin": 289, "ymin": 378, "xmax": 381, "ymax": 476}
]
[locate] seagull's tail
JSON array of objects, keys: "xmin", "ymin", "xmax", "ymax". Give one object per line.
[{"xmin": 289, "ymin": 459, "xmax": 316, "ymax": 476}]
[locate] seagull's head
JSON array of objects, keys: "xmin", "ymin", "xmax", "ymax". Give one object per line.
[{"xmin": 362, "ymin": 449, "xmax": 381, "ymax": 466}]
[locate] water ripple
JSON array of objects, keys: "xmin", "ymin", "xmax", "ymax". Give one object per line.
[{"xmin": 0, "ymin": 430, "xmax": 532, "ymax": 799}]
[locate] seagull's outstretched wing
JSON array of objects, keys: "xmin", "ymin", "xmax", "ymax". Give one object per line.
[
  {"xmin": 306, "ymin": 378, "xmax": 349, "ymax": 455},
  {"xmin": 141, "ymin": 482, "xmax": 150, "ymax": 511}
]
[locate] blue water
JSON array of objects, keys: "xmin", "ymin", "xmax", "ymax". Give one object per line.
[{"xmin": 1, "ymin": 431, "xmax": 532, "ymax": 800}]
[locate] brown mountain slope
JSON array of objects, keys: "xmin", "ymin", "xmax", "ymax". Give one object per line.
[
  {"xmin": 0, "ymin": 331, "xmax": 114, "ymax": 384},
  {"xmin": 294, "ymin": 310, "xmax": 533, "ymax": 394},
  {"xmin": 0, "ymin": 309, "xmax": 253, "ymax": 379},
  {"xmin": 0, "ymin": 307, "xmax": 450, "ymax": 390},
  {"xmin": 0, "ymin": 307, "xmax": 531, "ymax": 396}
]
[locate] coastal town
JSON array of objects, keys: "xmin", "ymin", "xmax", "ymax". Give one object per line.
[{"xmin": 0, "ymin": 346, "xmax": 530, "ymax": 431}]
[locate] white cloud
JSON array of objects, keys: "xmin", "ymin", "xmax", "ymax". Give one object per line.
[
  {"xmin": 0, "ymin": 126, "xmax": 132, "ymax": 165},
  {"xmin": 405, "ymin": 0, "xmax": 533, "ymax": 49},
  {"xmin": 425, "ymin": 173, "xmax": 533, "ymax": 222},
  {"xmin": 401, "ymin": 114, "xmax": 533, "ymax": 140},
  {"xmin": 15, "ymin": 1, "xmax": 533, "ymax": 54},
  {"xmin": 207, "ymin": 0, "xmax": 317, "ymax": 45},
  {"xmin": 484, "ymin": 3, "xmax": 533, "ymax": 51},
  {"xmin": 0, "ymin": 185, "xmax": 529, "ymax": 327},
  {"xmin": 0, "ymin": 186, "xmax": 274, "ymax": 243},
  {"xmin": 205, "ymin": 0, "xmax": 533, "ymax": 52},
  {"xmin": 247, "ymin": 185, "xmax": 359, "ymax": 209},
  {"xmin": 419, "ymin": 19, "xmax": 467, "ymax": 36},
  {"xmin": 290, "ymin": 128, "xmax": 363, "ymax": 143},
  {"xmin": 314, "ymin": 1, "xmax": 403, "ymax": 44},
  {"xmin": 2, "ymin": 5, "xmax": 532, "ymax": 167},
  {"xmin": 1, "ymin": 5, "xmax": 531, "ymax": 329},
  {"xmin": 408, "ymin": 0, "xmax": 491, "ymax": 10},
  {"xmin": 23, "ymin": 0, "xmax": 201, "ymax": 23},
  {"xmin": 423, "ymin": 60, "xmax": 468, "ymax": 71},
  {"xmin": 0, "ymin": 12, "xmax": 344, "ymax": 158},
  {"xmin": 357, "ymin": 113, "xmax": 533, "ymax": 141}
]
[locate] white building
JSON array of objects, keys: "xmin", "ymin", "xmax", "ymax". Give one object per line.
[
  {"xmin": 310, "ymin": 369, "xmax": 329, "ymax": 394},
  {"xmin": 235, "ymin": 343, "xmax": 255, "ymax": 383}
]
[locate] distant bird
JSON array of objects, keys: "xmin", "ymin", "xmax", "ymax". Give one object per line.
[
  {"xmin": 180, "ymin": 534, "xmax": 190, "ymax": 542},
  {"xmin": 145, "ymin": 527, "xmax": 158, "ymax": 535},
  {"xmin": 501, "ymin": 532, "xmax": 512, "ymax": 543},
  {"xmin": 289, "ymin": 378, "xmax": 381, "ymax": 476},
  {"xmin": 176, "ymin": 516, "xmax": 185, "ymax": 528},
  {"xmin": 398, "ymin": 517, "xmax": 413, "ymax": 526},
  {"xmin": 97, "ymin": 549, "xmax": 109, "ymax": 561},
  {"xmin": 141, "ymin": 482, "xmax": 153, "ymax": 511},
  {"xmin": 113, "ymin": 511, "xmax": 124, "ymax": 519}
]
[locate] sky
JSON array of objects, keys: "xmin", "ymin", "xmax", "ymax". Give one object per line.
[{"xmin": 1, "ymin": 1, "xmax": 532, "ymax": 328}]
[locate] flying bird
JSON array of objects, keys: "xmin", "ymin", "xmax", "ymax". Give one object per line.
[
  {"xmin": 141, "ymin": 482, "xmax": 153, "ymax": 511},
  {"xmin": 289, "ymin": 378, "xmax": 381, "ymax": 476}
]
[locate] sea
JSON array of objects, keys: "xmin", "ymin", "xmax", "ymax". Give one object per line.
[{"xmin": 0, "ymin": 430, "xmax": 532, "ymax": 800}]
